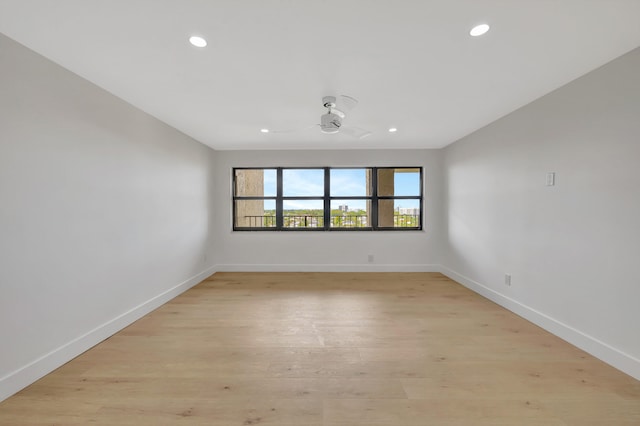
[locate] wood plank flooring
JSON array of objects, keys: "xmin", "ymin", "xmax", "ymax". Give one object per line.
[{"xmin": 1, "ymin": 272, "xmax": 639, "ymax": 425}]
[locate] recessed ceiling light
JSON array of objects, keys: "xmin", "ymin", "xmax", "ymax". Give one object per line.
[
  {"xmin": 388, "ymin": 128, "xmax": 398, "ymax": 133},
  {"xmin": 260, "ymin": 128, "xmax": 270, "ymax": 133},
  {"xmin": 189, "ymin": 36, "xmax": 207, "ymax": 47},
  {"xmin": 470, "ymin": 24, "xmax": 490, "ymax": 37}
]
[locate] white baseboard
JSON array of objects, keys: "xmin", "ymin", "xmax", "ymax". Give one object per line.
[
  {"xmin": 439, "ymin": 265, "xmax": 640, "ymax": 381},
  {"xmin": 0, "ymin": 264, "xmax": 217, "ymax": 402},
  {"xmin": 215, "ymin": 263, "xmax": 441, "ymax": 273}
]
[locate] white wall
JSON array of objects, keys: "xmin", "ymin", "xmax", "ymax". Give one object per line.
[
  {"xmin": 213, "ymin": 149, "xmax": 444, "ymax": 271},
  {"xmin": 442, "ymin": 48, "xmax": 640, "ymax": 379},
  {"xmin": 0, "ymin": 34, "xmax": 217, "ymax": 400}
]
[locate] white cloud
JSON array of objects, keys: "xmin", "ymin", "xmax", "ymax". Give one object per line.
[
  {"xmin": 330, "ymin": 169, "xmax": 367, "ymax": 196},
  {"xmin": 283, "ymin": 169, "xmax": 324, "ymax": 196}
]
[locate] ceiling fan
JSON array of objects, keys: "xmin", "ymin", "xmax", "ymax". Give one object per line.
[{"xmin": 271, "ymin": 95, "xmax": 372, "ymax": 139}]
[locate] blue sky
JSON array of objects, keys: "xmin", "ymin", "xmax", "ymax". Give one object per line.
[{"xmin": 262, "ymin": 169, "xmax": 420, "ymax": 210}]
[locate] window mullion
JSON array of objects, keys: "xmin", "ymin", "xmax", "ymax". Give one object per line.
[
  {"xmin": 324, "ymin": 168, "xmax": 330, "ymax": 230},
  {"xmin": 276, "ymin": 168, "xmax": 283, "ymax": 229},
  {"xmin": 371, "ymin": 167, "xmax": 379, "ymax": 230}
]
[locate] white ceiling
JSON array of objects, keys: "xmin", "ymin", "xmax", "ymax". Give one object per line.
[{"xmin": 1, "ymin": 1, "xmax": 639, "ymax": 150}]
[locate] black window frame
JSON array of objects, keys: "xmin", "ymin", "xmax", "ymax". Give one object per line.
[{"xmin": 232, "ymin": 167, "xmax": 423, "ymax": 231}]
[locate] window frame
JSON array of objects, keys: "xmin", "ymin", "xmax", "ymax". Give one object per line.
[{"xmin": 232, "ymin": 166, "xmax": 423, "ymax": 231}]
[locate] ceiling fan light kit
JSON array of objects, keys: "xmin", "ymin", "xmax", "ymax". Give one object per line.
[{"xmin": 320, "ymin": 112, "xmax": 342, "ymax": 134}]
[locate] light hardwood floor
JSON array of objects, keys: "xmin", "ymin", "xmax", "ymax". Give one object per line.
[{"xmin": 1, "ymin": 272, "xmax": 639, "ymax": 425}]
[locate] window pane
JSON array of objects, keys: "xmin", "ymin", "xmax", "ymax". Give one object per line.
[
  {"xmin": 235, "ymin": 199, "xmax": 276, "ymax": 228},
  {"xmin": 377, "ymin": 199, "xmax": 421, "ymax": 228},
  {"xmin": 283, "ymin": 169, "xmax": 324, "ymax": 196},
  {"xmin": 330, "ymin": 200, "xmax": 369, "ymax": 228},
  {"xmin": 377, "ymin": 168, "xmax": 421, "ymax": 196},
  {"xmin": 330, "ymin": 168, "xmax": 370, "ymax": 196},
  {"xmin": 235, "ymin": 169, "xmax": 276, "ymax": 197},
  {"xmin": 283, "ymin": 199, "xmax": 324, "ymax": 228}
]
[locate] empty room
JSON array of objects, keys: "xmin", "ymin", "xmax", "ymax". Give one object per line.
[{"xmin": 1, "ymin": 1, "xmax": 639, "ymax": 424}]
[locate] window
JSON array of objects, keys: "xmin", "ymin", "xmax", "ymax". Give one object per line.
[{"xmin": 233, "ymin": 167, "xmax": 423, "ymax": 231}]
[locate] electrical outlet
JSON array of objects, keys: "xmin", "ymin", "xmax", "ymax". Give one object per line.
[
  {"xmin": 504, "ymin": 274, "xmax": 511, "ymax": 286},
  {"xmin": 368, "ymin": 254, "xmax": 374, "ymax": 263}
]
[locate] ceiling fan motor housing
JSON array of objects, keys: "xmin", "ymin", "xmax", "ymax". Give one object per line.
[
  {"xmin": 320, "ymin": 112, "xmax": 342, "ymax": 133},
  {"xmin": 322, "ymin": 95, "xmax": 337, "ymax": 108}
]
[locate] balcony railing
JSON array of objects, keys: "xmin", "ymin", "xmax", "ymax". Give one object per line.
[
  {"xmin": 243, "ymin": 215, "xmax": 277, "ymax": 227},
  {"xmin": 285, "ymin": 215, "xmax": 324, "ymax": 228},
  {"xmin": 242, "ymin": 215, "xmax": 419, "ymax": 228}
]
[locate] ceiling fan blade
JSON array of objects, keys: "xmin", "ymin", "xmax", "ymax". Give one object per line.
[
  {"xmin": 338, "ymin": 95, "xmax": 359, "ymax": 111},
  {"xmin": 340, "ymin": 126, "xmax": 372, "ymax": 139},
  {"xmin": 269, "ymin": 124, "xmax": 318, "ymax": 134}
]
